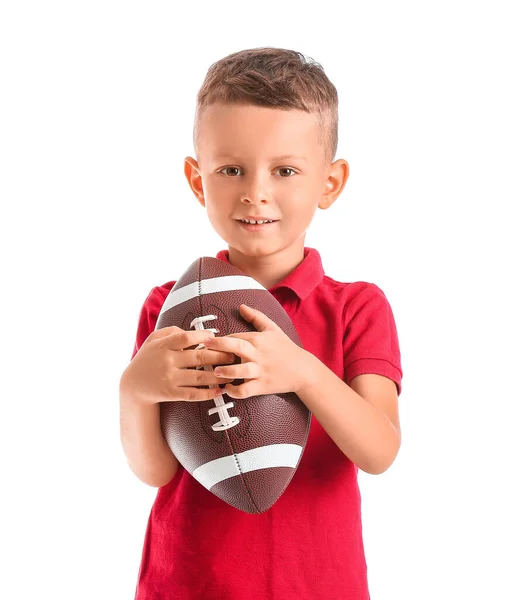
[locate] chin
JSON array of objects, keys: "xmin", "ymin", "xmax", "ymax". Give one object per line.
[{"xmin": 227, "ymin": 241, "xmax": 276, "ymax": 257}]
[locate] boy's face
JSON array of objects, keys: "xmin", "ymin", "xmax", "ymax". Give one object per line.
[{"xmin": 185, "ymin": 102, "xmax": 348, "ymax": 260}]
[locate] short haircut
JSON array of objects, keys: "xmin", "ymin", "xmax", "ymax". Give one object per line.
[{"xmin": 193, "ymin": 47, "xmax": 339, "ymax": 164}]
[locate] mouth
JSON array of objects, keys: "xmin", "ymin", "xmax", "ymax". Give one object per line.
[{"xmin": 236, "ymin": 219, "xmax": 279, "ymax": 231}]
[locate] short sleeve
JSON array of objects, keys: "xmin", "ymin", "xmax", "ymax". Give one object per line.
[
  {"xmin": 343, "ymin": 283, "xmax": 403, "ymax": 396},
  {"xmin": 130, "ymin": 287, "xmax": 166, "ymax": 361}
]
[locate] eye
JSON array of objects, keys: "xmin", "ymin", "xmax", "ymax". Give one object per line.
[
  {"xmin": 276, "ymin": 167, "xmax": 297, "ymax": 177},
  {"xmin": 220, "ymin": 167, "xmax": 242, "ymax": 177}
]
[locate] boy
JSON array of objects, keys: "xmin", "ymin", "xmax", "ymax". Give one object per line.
[{"xmin": 120, "ymin": 47, "xmax": 403, "ymax": 600}]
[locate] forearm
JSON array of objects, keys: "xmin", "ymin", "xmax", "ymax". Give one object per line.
[
  {"xmin": 296, "ymin": 352, "xmax": 400, "ymax": 474},
  {"xmin": 119, "ymin": 373, "xmax": 179, "ymax": 487}
]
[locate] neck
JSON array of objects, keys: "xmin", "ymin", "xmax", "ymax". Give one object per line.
[{"xmin": 226, "ymin": 242, "xmax": 306, "ymax": 290}]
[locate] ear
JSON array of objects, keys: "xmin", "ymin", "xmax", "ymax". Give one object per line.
[
  {"xmin": 184, "ymin": 156, "xmax": 206, "ymax": 207},
  {"xmin": 318, "ymin": 159, "xmax": 350, "ymax": 210}
]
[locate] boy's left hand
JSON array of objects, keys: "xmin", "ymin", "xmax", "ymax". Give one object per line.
[{"xmin": 203, "ymin": 304, "xmax": 309, "ymax": 398}]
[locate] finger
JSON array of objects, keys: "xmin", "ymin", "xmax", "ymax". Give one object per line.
[
  {"xmin": 164, "ymin": 385, "xmax": 225, "ymax": 403},
  {"xmin": 223, "ymin": 381, "xmax": 259, "ymax": 399},
  {"xmin": 178, "ymin": 348, "xmax": 235, "ymax": 369},
  {"xmin": 224, "ymin": 332, "xmax": 256, "ymax": 341},
  {"xmin": 148, "ymin": 325, "xmax": 183, "ymax": 340},
  {"xmin": 239, "ymin": 304, "xmax": 281, "ymax": 332},
  {"xmin": 213, "ymin": 362, "xmax": 260, "ymax": 380},
  {"xmin": 178, "ymin": 368, "xmax": 234, "ymax": 387},
  {"xmin": 163, "ymin": 329, "xmax": 216, "ymax": 351},
  {"xmin": 203, "ymin": 335, "xmax": 257, "ymax": 362}
]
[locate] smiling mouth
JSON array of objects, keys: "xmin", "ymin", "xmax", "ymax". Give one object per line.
[
  {"xmin": 236, "ymin": 219, "xmax": 279, "ymax": 230},
  {"xmin": 237, "ymin": 219, "xmax": 279, "ymax": 224}
]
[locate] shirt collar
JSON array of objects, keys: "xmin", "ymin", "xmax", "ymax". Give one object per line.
[{"xmin": 215, "ymin": 247, "xmax": 324, "ymax": 300}]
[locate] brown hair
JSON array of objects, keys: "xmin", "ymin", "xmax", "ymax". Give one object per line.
[{"xmin": 193, "ymin": 47, "xmax": 339, "ymax": 164}]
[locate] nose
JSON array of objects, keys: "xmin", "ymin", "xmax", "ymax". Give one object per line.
[{"xmin": 240, "ymin": 172, "xmax": 270, "ymax": 205}]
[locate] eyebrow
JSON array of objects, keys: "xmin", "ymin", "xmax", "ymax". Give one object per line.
[{"xmin": 215, "ymin": 154, "xmax": 307, "ymax": 163}]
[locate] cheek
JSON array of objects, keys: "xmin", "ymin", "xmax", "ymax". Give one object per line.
[{"xmin": 203, "ymin": 195, "xmax": 225, "ymax": 220}]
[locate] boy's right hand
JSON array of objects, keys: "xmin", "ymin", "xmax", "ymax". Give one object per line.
[{"xmin": 121, "ymin": 326, "xmax": 235, "ymax": 406}]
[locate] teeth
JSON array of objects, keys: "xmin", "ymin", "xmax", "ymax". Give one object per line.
[{"xmin": 242, "ymin": 219, "xmax": 273, "ymax": 224}]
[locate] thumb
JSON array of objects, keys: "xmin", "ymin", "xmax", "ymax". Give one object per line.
[{"xmin": 239, "ymin": 304, "xmax": 279, "ymax": 332}]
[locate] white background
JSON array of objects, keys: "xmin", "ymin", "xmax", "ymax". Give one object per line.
[{"xmin": 1, "ymin": 1, "xmax": 531, "ymax": 598}]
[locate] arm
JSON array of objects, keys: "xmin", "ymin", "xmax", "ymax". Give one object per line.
[
  {"xmin": 205, "ymin": 303, "xmax": 401, "ymax": 475},
  {"xmin": 296, "ymin": 350, "xmax": 401, "ymax": 475},
  {"xmin": 119, "ymin": 372, "xmax": 180, "ymax": 488}
]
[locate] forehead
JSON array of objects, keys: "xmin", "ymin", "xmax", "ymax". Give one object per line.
[{"xmin": 197, "ymin": 103, "xmax": 321, "ymax": 159}]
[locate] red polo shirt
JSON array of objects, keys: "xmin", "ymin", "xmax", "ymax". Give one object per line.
[{"xmin": 130, "ymin": 247, "xmax": 402, "ymax": 600}]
